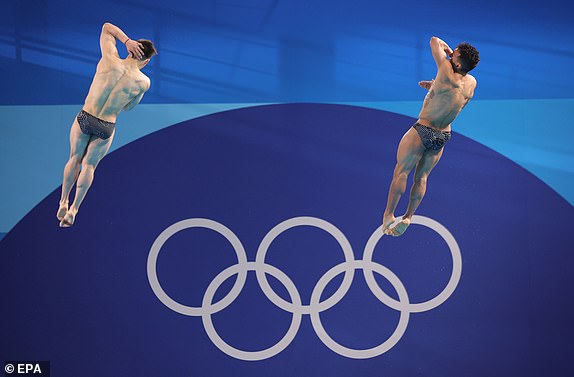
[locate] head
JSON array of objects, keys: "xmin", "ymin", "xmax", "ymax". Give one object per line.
[
  {"xmin": 133, "ymin": 39, "xmax": 157, "ymax": 67},
  {"xmin": 451, "ymin": 42, "xmax": 480, "ymax": 74}
]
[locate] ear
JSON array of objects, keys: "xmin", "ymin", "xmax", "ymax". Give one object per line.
[
  {"xmin": 452, "ymin": 58, "xmax": 461, "ymax": 69},
  {"xmin": 140, "ymin": 57, "xmax": 151, "ymax": 67}
]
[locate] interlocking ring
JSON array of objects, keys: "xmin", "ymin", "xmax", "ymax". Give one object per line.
[
  {"xmin": 362, "ymin": 216, "xmax": 462, "ymax": 313},
  {"xmin": 310, "ymin": 259, "xmax": 410, "ymax": 359},
  {"xmin": 147, "ymin": 215, "xmax": 462, "ymax": 360},
  {"xmin": 147, "ymin": 218, "xmax": 248, "ymax": 316},
  {"xmin": 202, "ymin": 262, "xmax": 302, "ymax": 361},
  {"xmin": 255, "ymin": 217, "xmax": 355, "ymax": 315}
]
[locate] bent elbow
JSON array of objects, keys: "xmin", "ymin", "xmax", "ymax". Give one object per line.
[
  {"xmin": 430, "ymin": 36, "xmax": 439, "ymax": 46},
  {"xmin": 102, "ymin": 22, "xmax": 113, "ymax": 32}
]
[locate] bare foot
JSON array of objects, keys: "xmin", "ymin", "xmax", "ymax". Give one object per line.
[
  {"xmin": 382, "ymin": 213, "xmax": 396, "ymax": 234},
  {"xmin": 389, "ymin": 217, "xmax": 411, "ymax": 236},
  {"xmin": 59, "ymin": 211, "xmax": 76, "ymax": 228},
  {"xmin": 57, "ymin": 203, "xmax": 68, "ymax": 221}
]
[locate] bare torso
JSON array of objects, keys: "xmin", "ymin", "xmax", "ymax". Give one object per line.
[
  {"xmin": 418, "ymin": 60, "xmax": 476, "ymax": 131},
  {"xmin": 83, "ymin": 56, "xmax": 150, "ymax": 123}
]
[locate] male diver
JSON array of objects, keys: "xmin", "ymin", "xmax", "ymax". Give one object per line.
[
  {"xmin": 57, "ymin": 23, "xmax": 157, "ymax": 227},
  {"xmin": 382, "ymin": 37, "xmax": 479, "ymax": 236}
]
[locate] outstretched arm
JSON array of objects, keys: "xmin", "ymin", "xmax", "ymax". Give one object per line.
[
  {"xmin": 429, "ymin": 36, "xmax": 453, "ymax": 67},
  {"xmin": 100, "ymin": 22, "xmax": 144, "ymax": 59},
  {"xmin": 418, "ymin": 79, "xmax": 434, "ymax": 90}
]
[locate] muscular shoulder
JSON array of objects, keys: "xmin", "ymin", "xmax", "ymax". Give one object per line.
[
  {"xmin": 464, "ymin": 74, "xmax": 477, "ymax": 94},
  {"xmin": 437, "ymin": 58, "xmax": 453, "ymax": 73},
  {"xmin": 139, "ymin": 73, "xmax": 151, "ymax": 91},
  {"xmin": 96, "ymin": 55, "xmax": 123, "ymax": 72},
  {"xmin": 434, "ymin": 60, "xmax": 456, "ymax": 84}
]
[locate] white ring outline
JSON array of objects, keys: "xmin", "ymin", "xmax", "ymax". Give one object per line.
[
  {"xmin": 147, "ymin": 215, "xmax": 462, "ymax": 360},
  {"xmin": 255, "ymin": 216, "xmax": 355, "ymax": 315},
  {"xmin": 147, "ymin": 218, "xmax": 248, "ymax": 316},
  {"xmin": 202, "ymin": 262, "xmax": 302, "ymax": 361},
  {"xmin": 310, "ymin": 260, "xmax": 410, "ymax": 359},
  {"xmin": 362, "ymin": 215, "xmax": 462, "ymax": 313}
]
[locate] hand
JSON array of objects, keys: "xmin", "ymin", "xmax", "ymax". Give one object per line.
[
  {"xmin": 446, "ymin": 47, "xmax": 453, "ymax": 57},
  {"xmin": 125, "ymin": 39, "xmax": 144, "ymax": 59},
  {"xmin": 418, "ymin": 80, "xmax": 434, "ymax": 90}
]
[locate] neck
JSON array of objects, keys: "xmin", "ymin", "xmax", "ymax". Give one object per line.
[
  {"xmin": 450, "ymin": 59, "xmax": 466, "ymax": 76},
  {"xmin": 125, "ymin": 56, "xmax": 144, "ymax": 69}
]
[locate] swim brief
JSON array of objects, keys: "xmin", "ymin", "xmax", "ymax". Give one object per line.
[
  {"xmin": 413, "ymin": 122, "xmax": 451, "ymax": 151},
  {"xmin": 77, "ymin": 109, "xmax": 116, "ymax": 140}
]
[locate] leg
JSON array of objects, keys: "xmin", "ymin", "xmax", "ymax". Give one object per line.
[
  {"xmin": 60, "ymin": 131, "xmax": 115, "ymax": 227},
  {"xmin": 405, "ymin": 148, "xmax": 444, "ymax": 219},
  {"xmin": 58, "ymin": 118, "xmax": 90, "ymax": 220},
  {"xmin": 389, "ymin": 147, "xmax": 444, "ymax": 236},
  {"xmin": 382, "ymin": 127, "xmax": 426, "ymax": 233}
]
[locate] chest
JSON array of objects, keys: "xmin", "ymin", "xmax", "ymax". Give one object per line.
[{"xmin": 432, "ymin": 77, "xmax": 472, "ymax": 100}]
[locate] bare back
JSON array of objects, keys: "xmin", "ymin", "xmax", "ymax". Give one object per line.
[
  {"xmin": 83, "ymin": 24, "xmax": 150, "ymax": 123},
  {"xmin": 83, "ymin": 57, "xmax": 149, "ymax": 123},
  {"xmin": 418, "ymin": 59, "xmax": 476, "ymax": 131}
]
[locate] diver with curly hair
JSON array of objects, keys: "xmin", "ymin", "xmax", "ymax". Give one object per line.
[{"xmin": 382, "ymin": 37, "xmax": 480, "ymax": 236}]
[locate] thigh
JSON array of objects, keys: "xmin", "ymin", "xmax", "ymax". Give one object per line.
[
  {"xmin": 394, "ymin": 127, "xmax": 426, "ymax": 173},
  {"xmin": 414, "ymin": 146, "xmax": 444, "ymax": 180},
  {"xmin": 82, "ymin": 131, "xmax": 116, "ymax": 168},
  {"xmin": 69, "ymin": 118, "xmax": 91, "ymax": 158}
]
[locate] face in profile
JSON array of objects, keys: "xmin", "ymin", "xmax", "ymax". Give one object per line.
[{"xmin": 450, "ymin": 48, "xmax": 465, "ymax": 73}]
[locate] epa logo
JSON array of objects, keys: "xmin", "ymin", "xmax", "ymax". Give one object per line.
[{"xmin": 4, "ymin": 362, "xmax": 50, "ymax": 376}]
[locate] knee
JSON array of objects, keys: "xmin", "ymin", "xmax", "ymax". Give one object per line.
[
  {"xmin": 68, "ymin": 154, "xmax": 83, "ymax": 167},
  {"xmin": 414, "ymin": 175, "xmax": 428, "ymax": 186},
  {"xmin": 77, "ymin": 163, "xmax": 95, "ymax": 188},
  {"xmin": 393, "ymin": 169, "xmax": 409, "ymax": 183},
  {"xmin": 81, "ymin": 161, "xmax": 97, "ymax": 173}
]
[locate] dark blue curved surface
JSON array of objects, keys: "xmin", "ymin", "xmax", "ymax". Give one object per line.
[{"xmin": 1, "ymin": 104, "xmax": 573, "ymax": 376}]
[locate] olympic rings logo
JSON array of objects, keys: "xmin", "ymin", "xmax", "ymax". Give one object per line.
[{"xmin": 147, "ymin": 216, "xmax": 462, "ymax": 360}]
